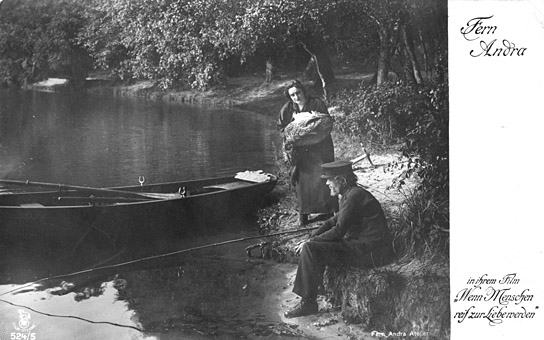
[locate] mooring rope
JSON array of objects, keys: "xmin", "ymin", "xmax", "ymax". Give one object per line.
[{"xmin": 0, "ymin": 298, "xmax": 143, "ymax": 332}]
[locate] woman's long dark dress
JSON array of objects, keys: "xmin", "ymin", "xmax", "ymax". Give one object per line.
[{"xmin": 277, "ymin": 97, "xmax": 338, "ymax": 215}]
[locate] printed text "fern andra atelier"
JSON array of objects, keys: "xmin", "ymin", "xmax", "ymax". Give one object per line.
[{"xmin": 460, "ymin": 15, "xmax": 527, "ymax": 57}]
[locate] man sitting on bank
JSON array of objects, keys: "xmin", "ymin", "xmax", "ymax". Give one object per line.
[{"xmin": 285, "ymin": 160, "xmax": 395, "ymax": 318}]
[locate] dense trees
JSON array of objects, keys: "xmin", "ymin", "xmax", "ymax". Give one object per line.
[
  {"xmin": 0, "ymin": 0, "xmax": 92, "ymax": 87},
  {"xmin": 330, "ymin": 0, "xmax": 447, "ymax": 86},
  {"xmin": 80, "ymin": 0, "xmax": 250, "ymax": 89},
  {"xmin": 0, "ymin": 0, "xmax": 447, "ymax": 91}
]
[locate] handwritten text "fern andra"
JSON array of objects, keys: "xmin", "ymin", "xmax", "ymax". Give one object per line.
[{"xmin": 460, "ymin": 15, "xmax": 527, "ymax": 57}]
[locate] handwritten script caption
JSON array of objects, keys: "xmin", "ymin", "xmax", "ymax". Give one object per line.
[
  {"xmin": 460, "ymin": 15, "xmax": 527, "ymax": 57},
  {"xmin": 453, "ymin": 273, "xmax": 539, "ymax": 326}
]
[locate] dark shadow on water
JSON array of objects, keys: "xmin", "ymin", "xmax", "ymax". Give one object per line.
[
  {"xmin": 0, "ymin": 213, "xmax": 262, "ymax": 285},
  {"xmin": 0, "ymin": 212, "xmax": 307, "ymax": 339}
]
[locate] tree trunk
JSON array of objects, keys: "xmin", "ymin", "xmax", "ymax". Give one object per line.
[
  {"xmin": 265, "ymin": 59, "xmax": 277, "ymax": 83},
  {"xmin": 418, "ymin": 29, "xmax": 429, "ymax": 73},
  {"xmin": 301, "ymin": 43, "xmax": 335, "ymax": 101},
  {"xmin": 400, "ymin": 24, "xmax": 423, "ymax": 85},
  {"xmin": 376, "ymin": 27, "xmax": 391, "ymax": 86}
]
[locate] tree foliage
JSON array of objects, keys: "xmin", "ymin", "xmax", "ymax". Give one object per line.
[
  {"xmin": 0, "ymin": 0, "xmax": 92, "ymax": 87},
  {"xmin": 80, "ymin": 0, "xmax": 345, "ymax": 90},
  {"xmin": 236, "ymin": 0, "xmax": 341, "ymax": 88},
  {"xmin": 81, "ymin": 0, "xmax": 250, "ymax": 89},
  {"xmin": 331, "ymin": 81, "xmax": 448, "ymax": 193},
  {"xmin": 0, "ymin": 0, "xmax": 447, "ymax": 91}
]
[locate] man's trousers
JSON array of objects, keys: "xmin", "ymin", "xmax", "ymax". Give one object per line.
[{"xmin": 292, "ymin": 240, "xmax": 377, "ymax": 299}]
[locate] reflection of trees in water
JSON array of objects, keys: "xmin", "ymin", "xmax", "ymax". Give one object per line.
[
  {"xmin": 4, "ymin": 252, "xmax": 292, "ymax": 336},
  {"xmin": 4, "ymin": 245, "xmax": 117, "ymax": 300},
  {"xmin": 115, "ymin": 257, "xmax": 256, "ymax": 333},
  {"xmin": 0, "ymin": 246, "xmax": 74, "ymax": 284},
  {"xmin": 0, "ymin": 217, "xmax": 120, "ymax": 284}
]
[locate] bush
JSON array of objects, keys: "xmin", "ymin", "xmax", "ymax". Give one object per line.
[
  {"xmin": 80, "ymin": 0, "xmax": 239, "ymax": 90},
  {"xmin": 330, "ymin": 82, "xmax": 448, "ymax": 194}
]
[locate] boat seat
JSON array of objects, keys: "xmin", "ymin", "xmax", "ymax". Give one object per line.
[
  {"xmin": 20, "ymin": 203, "xmax": 45, "ymax": 208},
  {"xmin": 204, "ymin": 182, "xmax": 249, "ymax": 190},
  {"xmin": 139, "ymin": 192, "xmax": 181, "ymax": 199}
]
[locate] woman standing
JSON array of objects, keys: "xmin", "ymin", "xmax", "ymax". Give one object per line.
[{"xmin": 277, "ymin": 80, "xmax": 338, "ymax": 226}]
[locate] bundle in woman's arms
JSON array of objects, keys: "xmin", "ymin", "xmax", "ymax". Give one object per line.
[{"xmin": 283, "ymin": 111, "xmax": 334, "ymax": 146}]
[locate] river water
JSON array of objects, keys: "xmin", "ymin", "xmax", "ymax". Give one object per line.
[
  {"xmin": 0, "ymin": 89, "xmax": 281, "ymax": 186},
  {"xmin": 0, "ymin": 89, "xmax": 305, "ymax": 339}
]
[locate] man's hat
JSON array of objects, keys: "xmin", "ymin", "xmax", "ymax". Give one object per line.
[{"xmin": 321, "ymin": 160, "xmax": 353, "ymax": 179}]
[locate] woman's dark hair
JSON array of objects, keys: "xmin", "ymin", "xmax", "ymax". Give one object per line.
[{"xmin": 284, "ymin": 80, "xmax": 307, "ymax": 101}]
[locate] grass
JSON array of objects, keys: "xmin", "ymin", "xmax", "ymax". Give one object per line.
[{"xmin": 388, "ymin": 187, "xmax": 449, "ymax": 264}]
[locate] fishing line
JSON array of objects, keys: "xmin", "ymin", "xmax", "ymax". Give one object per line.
[{"xmin": 0, "ymin": 226, "xmax": 318, "ymax": 297}]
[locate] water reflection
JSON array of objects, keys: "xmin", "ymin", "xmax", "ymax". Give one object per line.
[
  {"xmin": 0, "ymin": 232, "xmax": 295, "ymax": 340},
  {"xmin": 0, "ymin": 280, "xmax": 152, "ymax": 340}
]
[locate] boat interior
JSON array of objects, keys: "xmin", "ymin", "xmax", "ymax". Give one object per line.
[{"xmin": 0, "ymin": 180, "xmax": 253, "ymax": 207}]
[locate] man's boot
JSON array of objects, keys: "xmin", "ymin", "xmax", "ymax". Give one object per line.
[{"xmin": 284, "ymin": 298, "xmax": 318, "ymax": 318}]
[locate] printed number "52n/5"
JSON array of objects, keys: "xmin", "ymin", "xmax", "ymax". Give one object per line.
[{"xmin": 11, "ymin": 332, "xmax": 36, "ymax": 340}]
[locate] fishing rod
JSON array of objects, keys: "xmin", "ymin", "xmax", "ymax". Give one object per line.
[{"xmin": 0, "ymin": 225, "xmax": 319, "ymax": 297}]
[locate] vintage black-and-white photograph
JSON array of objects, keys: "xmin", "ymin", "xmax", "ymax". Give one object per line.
[{"xmin": 0, "ymin": 0, "xmax": 540, "ymax": 339}]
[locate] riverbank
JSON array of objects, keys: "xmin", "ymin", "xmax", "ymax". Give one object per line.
[
  {"xmin": 24, "ymin": 72, "xmax": 449, "ymax": 339},
  {"xmin": 31, "ymin": 69, "xmax": 372, "ymax": 115},
  {"xmin": 253, "ymin": 151, "xmax": 440, "ymax": 340}
]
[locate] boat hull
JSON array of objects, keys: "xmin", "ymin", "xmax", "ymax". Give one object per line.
[{"xmin": 0, "ymin": 175, "xmax": 277, "ymax": 256}]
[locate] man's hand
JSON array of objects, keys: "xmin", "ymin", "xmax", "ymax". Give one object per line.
[
  {"xmin": 310, "ymin": 224, "xmax": 324, "ymax": 238},
  {"xmin": 294, "ymin": 240, "xmax": 307, "ymax": 255}
]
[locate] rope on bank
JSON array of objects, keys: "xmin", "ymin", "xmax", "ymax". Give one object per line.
[
  {"xmin": 0, "ymin": 298, "xmax": 143, "ymax": 332},
  {"xmin": 0, "ymin": 226, "xmax": 319, "ymax": 298}
]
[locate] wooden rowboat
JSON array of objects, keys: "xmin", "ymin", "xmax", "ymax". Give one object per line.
[{"xmin": 0, "ymin": 171, "xmax": 277, "ymax": 255}]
